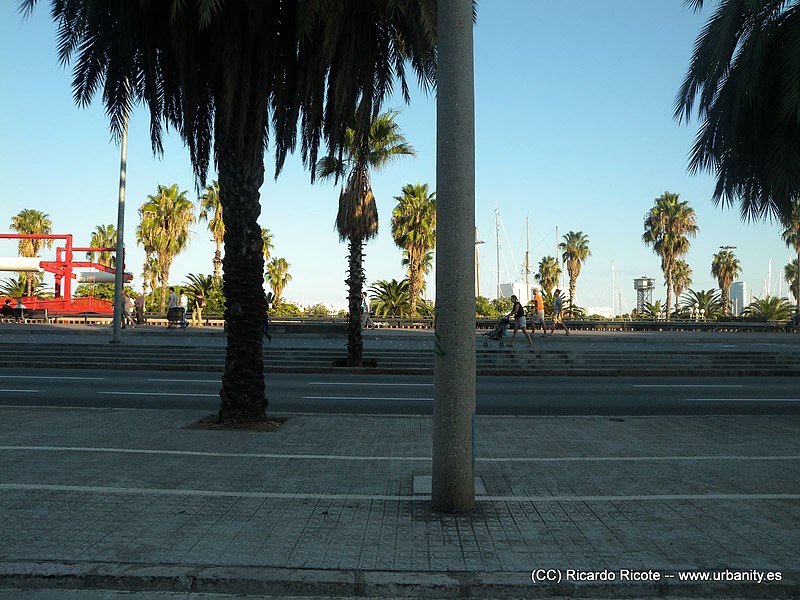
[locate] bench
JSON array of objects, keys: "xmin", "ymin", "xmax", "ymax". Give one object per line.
[{"xmin": 1, "ymin": 308, "xmax": 49, "ymax": 323}]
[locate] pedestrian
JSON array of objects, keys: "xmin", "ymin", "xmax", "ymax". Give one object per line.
[
  {"xmin": 166, "ymin": 287, "xmax": 179, "ymax": 329},
  {"xmin": 1, "ymin": 299, "xmax": 13, "ymax": 320},
  {"xmin": 179, "ymin": 290, "xmax": 189, "ymax": 329},
  {"xmin": 506, "ymin": 294, "xmax": 532, "ymax": 347},
  {"xmin": 529, "ymin": 288, "xmax": 548, "ymax": 337},
  {"xmin": 549, "ymin": 288, "xmax": 570, "ymax": 336},
  {"xmin": 122, "ymin": 292, "xmax": 136, "ymax": 329},
  {"xmin": 191, "ymin": 292, "xmax": 206, "ymax": 327},
  {"xmin": 15, "ymin": 298, "xmax": 26, "ymax": 322},
  {"xmin": 360, "ymin": 291, "xmax": 375, "ymax": 329},
  {"xmin": 134, "ymin": 293, "xmax": 145, "ymax": 325}
]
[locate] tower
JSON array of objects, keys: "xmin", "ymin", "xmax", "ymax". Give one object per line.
[{"xmin": 633, "ymin": 276, "xmax": 655, "ymax": 312}]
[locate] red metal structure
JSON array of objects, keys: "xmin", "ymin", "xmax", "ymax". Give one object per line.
[{"xmin": 0, "ymin": 233, "xmax": 131, "ymax": 314}]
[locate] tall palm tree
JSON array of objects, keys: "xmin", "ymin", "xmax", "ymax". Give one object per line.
[
  {"xmin": 535, "ymin": 255, "xmax": 561, "ymax": 293},
  {"xmin": 315, "ymin": 110, "xmax": 415, "ymax": 366},
  {"xmin": 23, "ymin": 1, "xmax": 437, "ymax": 425},
  {"xmin": 391, "ymin": 183, "xmax": 436, "ymax": 317},
  {"xmin": 642, "ymin": 192, "xmax": 698, "ymax": 320},
  {"xmin": 670, "ymin": 259, "xmax": 693, "ymax": 316},
  {"xmin": 782, "ymin": 200, "xmax": 800, "ymax": 314},
  {"xmin": 138, "ymin": 184, "xmax": 195, "ymax": 311},
  {"xmin": 261, "ymin": 228, "xmax": 274, "ymax": 262},
  {"xmin": 558, "ymin": 231, "xmax": 591, "ymax": 317},
  {"xmin": 266, "ymin": 258, "xmax": 292, "ymax": 305},
  {"xmin": 711, "ymin": 250, "xmax": 742, "ymax": 317},
  {"xmin": 10, "ymin": 209, "xmax": 53, "ymax": 297},
  {"xmin": 676, "ymin": 0, "xmax": 800, "ymax": 224},
  {"xmin": 786, "ymin": 259, "xmax": 799, "ymax": 309},
  {"xmin": 141, "ymin": 255, "xmax": 160, "ymax": 305},
  {"xmin": 86, "ymin": 224, "xmax": 117, "ymax": 268},
  {"xmin": 198, "ymin": 181, "xmax": 224, "ymax": 282}
]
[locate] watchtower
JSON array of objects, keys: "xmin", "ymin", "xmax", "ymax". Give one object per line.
[{"xmin": 633, "ymin": 276, "xmax": 655, "ymax": 312}]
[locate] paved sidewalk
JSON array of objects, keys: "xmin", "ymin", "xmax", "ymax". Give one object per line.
[{"xmin": 1, "ymin": 405, "xmax": 799, "ymax": 598}]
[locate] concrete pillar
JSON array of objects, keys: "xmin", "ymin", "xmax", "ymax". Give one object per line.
[{"xmin": 432, "ymin": 0, "xmax": 476, "ymax": 513}]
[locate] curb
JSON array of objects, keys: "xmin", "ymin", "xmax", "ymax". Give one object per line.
[{"xmin": 1, "ymin": 562, "xmax": 798, "ymax": 598}]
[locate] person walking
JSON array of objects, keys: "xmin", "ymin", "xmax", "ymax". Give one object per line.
[
  {"xmin": 529, "ymin": 288, "xmax": 548, "ymax": 337},
  {"xmin": 134, "ymin": 293, "xmax": 145, "ymax": 325},
  {"xmin": 549, "ymin": 288, "xmax": 570, "ymax": 336},
  {"xmin": 122, "ymin": 292, "xmax": 136, "ymax": 329},
  {"xmin": 506, "ymin": 294, "xmax": 532, "ymax": 347},
  {"xmin": 179, "ymin": 290, "xmax": 189, "ymax": 329},
  {"xmin": 360, "ymin": 291, "xmax": 375, "ymax": 329}
]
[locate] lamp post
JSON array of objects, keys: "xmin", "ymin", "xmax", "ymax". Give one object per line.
[{"xmin": 111, "ymin": 109, "xmax": 129, "ymax": 344}]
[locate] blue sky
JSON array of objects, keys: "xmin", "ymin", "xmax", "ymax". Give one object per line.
[{"xmin": 0, "ymin": 1, "xmax": 793, "ymax": 313}]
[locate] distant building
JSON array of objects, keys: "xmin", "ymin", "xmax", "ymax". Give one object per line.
[
  {"xmin": 499, "ymin": 282, "xmax": 529, "ymax": 303},
  {"xmin": 730, "ymin": 281, "xmax": 747, "ymax": 316},
  {"xmin": 586, "ymin": 306, "xmax": 613, "ymax": 319},
  {"xmin": 633, "ymin": 276, "xmax": 655, "ymax": 312}
]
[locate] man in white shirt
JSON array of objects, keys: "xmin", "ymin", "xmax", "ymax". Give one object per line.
[{"xmin": 179, "ymin": 291, "xmax": 189, "ymax": 329}]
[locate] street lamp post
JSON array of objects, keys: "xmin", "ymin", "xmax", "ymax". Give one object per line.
[{"xmin": 111, "ymin": 110, "xmax": 129, "ymax": 344}]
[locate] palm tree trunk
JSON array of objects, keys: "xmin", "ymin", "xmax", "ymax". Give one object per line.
[
  {"xmin": 722, "ymin": 286, "xmax": 730, "ymax": 316},
  {"xmin": 215, "ymin": 112, "xmax": 268, "ymax": 424},
  {"xmin": 346, "ymin": 236, "xmax": 365, "ymax": 367},
  {"xmin": 408, "ymin": 261, "xmax": 419, "ymax": 317},
  {"xmin": 160, "ymin": 267, "xmax": 170, "ymax": 313},
  {"xmin": 665, "ymin": 265, "xmax": 673, "ymax": 321},
  {"xmin": 568, "ymin": 272, "xmax": 577, "ymax": 318}
]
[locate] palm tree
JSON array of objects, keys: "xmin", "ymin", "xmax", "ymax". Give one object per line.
[
  {"xmin": 0, "ymin": 277, "xmax": 47, "ymax": 299},
  {"xmin": 676, "ymin": 0, "xmax": 800, "ymax": 224},
  {"xmin": 315, "ymin": 110, "xmax": 415, "ymax": 366},
  {"xmin": 86, "ymin": 224, "xmax": 117, "ymax": 268},
  {"xmin": 23, "ymin": 1, "xmax": 437, "ymax": 425},
  {"xmin": 369, "ymin": 279, "xmax": 411, "ymax": 317},
  {"xmin": 681, "ymin": 288, "xmax": 723, "ymax": 321},
  {"xmin": 711, "ymin": 250, "xmax": 742, "ymax": 316},
  {"xmin": 198, "ymin": 181, "xmax": 224, "ymax": 282},
  {"xmin": 138, "ymin": 184, "xmax": 196, "ymax": 311},
  {"xmin": 782, "ymin": 200, "xmax": 800, "ymax": 314},
  {"xmin": 785, "ymin": 259, "xmax": 799, "ymax": 309},
  {"xmin": 261, "ymin": 228, "xmax": 274, "ymax": 262},
  {"xmin": 642, "ymin": 300, "xmax": 667, "ymax": 321},
  {"xmin": 10, "ymin": 209, "xmax": 53, "ymax": 297},
  {"xmin": 642, "ymin": 192, "xmax": 698, "ymax": 320},
  {"xmin": 670, "ymin": 259, "xmax": 693, "ymax": 317},
  {"xmin": 535, "ymin": 256, "xmax": 561, "ymax": 293},
  {"xmin": 140, "ymin": 255, "xmax": 160, "ymax": 306},
  {"xmin": 402, "ymin": 249, "xmax": 434, "ymax": 298},
  {"xmin": 558, "ymin": 231, "xmax": 591, "ymax": 317},
  {"xmin": 743, "ymin": 296, "xmax": 795, "ymax": 322},
  {"xmin": 266, "ymin": 258, "xmax": 292, "ymax": 305},
  {"xmin": 391, "ymin": 183, "xmax": 436, "ymax": 317}
]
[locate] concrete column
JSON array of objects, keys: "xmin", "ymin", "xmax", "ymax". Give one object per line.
[{"xmin": 432, "ymin": 0, "xmax": 476, "ymax": 513}]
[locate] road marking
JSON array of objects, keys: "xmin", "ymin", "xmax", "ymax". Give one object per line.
[
  {"xmin": 2, "ymin": 483, "xmax": 798, "ymax": 503},
  {"xmin": 2, "ymin": 446, "xmax": 798, "ymax": 463},
  {"xmin": 634, "ymin": 384, "xmax": 743, "ymax": 388},
  {"xmin": 685, "ymin": 398, "xmax": 800, "ymax": 402},
  {"xmin": 0, "ymin": 389, "xmax": 39, "ymax": 393},
  {"xmin": 147, "ymin": 378, "xmax": 219, "ymax": 383},
  {"xmin": 302, "ymin": 396, "xmax": 432, "ymax": 401},
  {"xmin": 0, "ymin": 375, "xmax": 106, "ymax": 381},
  {"xmin": 308, "ymin": 382, "xmax": 433, "ymax": 387},
  {"xmin": 98, "ymin": 392, "xmax": 219, "ymax": 398}
]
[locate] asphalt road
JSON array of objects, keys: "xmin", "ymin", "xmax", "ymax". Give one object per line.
[{"xmin": 1, "ymin": 367, "xmax": 799, "ymax": 415}]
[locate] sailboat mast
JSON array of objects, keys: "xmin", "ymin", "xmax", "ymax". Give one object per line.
[
  {"xmin": 496, "ymin": 207, "xmax": 501, "ymax": 298},
  {"xmin": 525, "ymin": 217, "xmax": 530, "ymax": 304}
]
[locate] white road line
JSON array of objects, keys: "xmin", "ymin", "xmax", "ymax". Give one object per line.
[
  {"xmin": 0, "ymin": 375, "xmax": 106, "ymax": 381},
  {"xmin": 98, "ymin": 392, "xmax": 219, "ymax": 398},
  {"xmin": 634, "ymin": 384, "xmax": 743, "ymax": 388},
  {"xmin": 308, "ymin": 382, "xmax": 433, "ymax": 387},
  {"xmin": 0, "ymin": 389, "xmax": 39, "ymax": 393},
  {"xmin": 2, "ymin": 483, "xmax": 798, "ymax": 503},
  {"xmin": 147, "ymin": 379, "xmax": 219, "ymax": 383},
  {"xmin": 302, "ymin": 396, "xmax": 432, "ymax": 401},
  {"xmin": 685, "ymin": 398, "xmax": 800, "ymax": 402},
  {"xmin": 2, "ymin": 446, "xmax": 798, "ymax": 463}
]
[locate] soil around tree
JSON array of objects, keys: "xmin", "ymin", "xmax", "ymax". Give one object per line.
[{"xmin": 188, "ymin": 413, "xmax": 287, "ymax": 432}]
